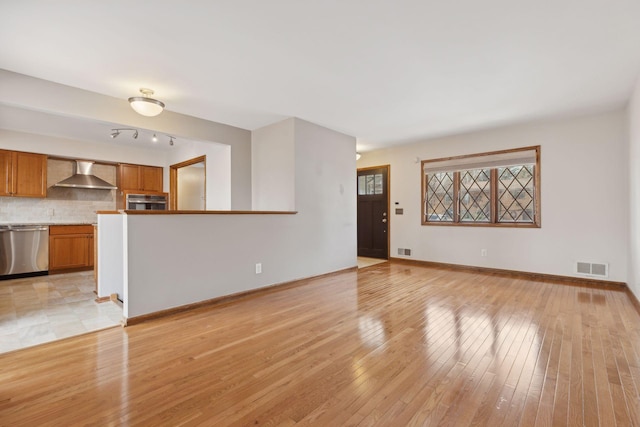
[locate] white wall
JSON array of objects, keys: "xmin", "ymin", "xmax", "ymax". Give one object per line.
[
  {"xmin": 358, "ymin": 110, "xmax": 629, "ymax": 283},
  {"xmin": 97, "ymin": 214, "xmax": 124, "ymax": 298},
  {"xmin": 167, "ymin": 140, "xmax": 231, "ymax": 210},
  {"xmin": 293, "ymin": 119, "xmax": 358, "ymax": 276},
  {"xmin": 177, "ymin": 166, "xmax": 205, "ymax": 210},
  {"xmin": 251, "ymin": 118, "xmax": 295, "ymax": 210},
  {"xmin": 121, "ymin": 118, "xmax": 357, "ymax": 318},
  {"xmin": 628, "ymin": 76, "xmax": 640, "ymax": 297}
]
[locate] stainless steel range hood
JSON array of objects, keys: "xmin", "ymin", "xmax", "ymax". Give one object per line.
[{"xmin": 54, "ymin": 160, "xmax": 117, "ymax": 190}]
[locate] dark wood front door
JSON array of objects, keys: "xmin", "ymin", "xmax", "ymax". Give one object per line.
[{"xmin": 357, "ymin": 166, "xmax": 389, "ymax": 259}]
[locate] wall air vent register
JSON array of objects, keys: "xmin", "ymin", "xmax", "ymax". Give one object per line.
[{"xmin": 575, "ymin": 261, "xmax": 609, "ymax": 278}]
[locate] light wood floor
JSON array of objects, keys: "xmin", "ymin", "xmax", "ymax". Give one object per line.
[
  {"xmin": 357, "ymin": 256, "xmax": 388, "ymax": 269},
  {"xmin": 2, "ymin": 262, "xmax": 640, "ymax": 426}
]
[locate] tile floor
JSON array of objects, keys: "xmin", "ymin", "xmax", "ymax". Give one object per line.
[
  {"xmin": 0, "ymin": 271, "xmax": 122, "ymax": 354},
  {"xmin": 357, "ymin": 256, "xmax": 388, "ymax": 269}
]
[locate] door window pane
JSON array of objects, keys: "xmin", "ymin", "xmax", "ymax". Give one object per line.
[{"xmin": 358, "ymin": 173, "xmax": 384, "ymax": 195}]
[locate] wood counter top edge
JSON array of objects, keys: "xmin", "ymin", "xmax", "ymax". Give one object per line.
[{"xmin": 98, "ymin": 210, "xmax": 298, "ymax": 215}]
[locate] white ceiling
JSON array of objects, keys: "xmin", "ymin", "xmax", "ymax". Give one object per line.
[{"xmin": 1, "ymin": 1, "xmax": 640, "ymax": 151}]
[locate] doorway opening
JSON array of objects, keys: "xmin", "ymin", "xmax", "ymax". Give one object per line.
[
  {"xmin": 357, "ymin": 165, "xmax": 390, "ymax": 259},
  {"xmin": 170, "ymin": 155, "xmax": 206, "ymax": 210}
]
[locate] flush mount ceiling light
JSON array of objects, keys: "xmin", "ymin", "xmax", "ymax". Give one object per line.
[{"xmin": 128, "ymin": 88, "xmax": 165, "ymax": 117}]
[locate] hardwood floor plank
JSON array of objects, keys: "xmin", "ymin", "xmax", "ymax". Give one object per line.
[{"xmin": 2, "ymin": 263, "xmax": 640, "ymax": 425}]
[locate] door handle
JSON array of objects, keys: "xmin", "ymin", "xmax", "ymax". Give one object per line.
[{"xmin": 382, "ymin": 219, "xmax": 387, "ymax": 223}]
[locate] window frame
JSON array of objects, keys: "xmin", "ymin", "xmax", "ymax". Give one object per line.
[{"xmin": 421, "ymin": 146, "xmax": 541, "ymax": 228}]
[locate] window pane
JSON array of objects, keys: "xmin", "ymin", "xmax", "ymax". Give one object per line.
[
  {"xmin": 497, "ymin": 165, "xmax": 535, "ymax": 223},
  {"xmin": 359, "ymin": 173, "xmax": 385, "ymax": 195},
  {"xmin": 366, "ymin": 175, "xmax": 375, "ymax": 194},
  {"xmin": 459, "ymin": 169, "xmax": 491, "ymax": 222},
  {"xmin": 358, "ymin": 175, "xmax": 366, "ymax": 195},
  {"xmin": 374, "ymin": 174, "xmax": 383, "ymax": 194},
  {"xmin": 426, "ymin": 172, "xmax": 454, "ymax": 222}
]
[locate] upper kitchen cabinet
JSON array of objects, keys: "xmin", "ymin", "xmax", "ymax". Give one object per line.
[
  {"xmin": 0, "ymin": 150, "xmax": 47, "ymax": 198},
  {"xmin": 117, "ymin": 163, "xmax": 163, "ymax": 193}
]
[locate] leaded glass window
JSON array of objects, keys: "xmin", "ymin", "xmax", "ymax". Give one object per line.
[
  {"xmin": 459, "ymin": 168, "xmax": 491, "ymax": 222},
  {"xmin": 426, "ymin": 172, "xmax": 454, "ymax": 222},
  {"xmin": 421, "ymin": 146, "xmax": 540, "ymax": 227},
  {"xmin": 497, "ymin": 165, "xmax": 535, "ymax": 222}
]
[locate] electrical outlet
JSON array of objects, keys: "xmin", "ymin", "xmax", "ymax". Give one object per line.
[
  {"xmin": 481, "ymin": 249, "xmax": 487, "ymax": 257},
  {"xmin": 255, "ymin": 263, "xmax": 262, "ymax": 274}
]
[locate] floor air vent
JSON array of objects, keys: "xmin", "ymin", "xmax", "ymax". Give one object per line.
[{"xmin": 576, "ymin": 262, "xmax": 608, "ymax": 278}]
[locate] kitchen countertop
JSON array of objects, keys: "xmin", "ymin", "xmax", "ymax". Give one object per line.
[
  {"xmin": 0, "ymin": 222, "xmax": 97, "ymax": 226},
  {"xmin": 121, "ymin": 210, "xmax": 297, "ymax": 215}
]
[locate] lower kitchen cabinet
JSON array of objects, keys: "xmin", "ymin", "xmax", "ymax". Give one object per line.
[{"xmin": 49, "ymin": 225, "xmax": 94, "ymax": 273}]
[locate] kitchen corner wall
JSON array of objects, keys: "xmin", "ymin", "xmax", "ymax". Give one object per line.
[{"xmin": 0, "ymin": 158, "xmax": 116, "ymax": 224}]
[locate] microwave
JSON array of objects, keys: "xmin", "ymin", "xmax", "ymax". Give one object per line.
[{"xmin": 126, "ymin": 193, "xmax": 168, "ymax": 210}]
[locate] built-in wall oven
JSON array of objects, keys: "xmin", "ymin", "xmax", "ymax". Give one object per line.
[{"xmin": 125, "ymin": 193, "xmax": 168, "ymax": 210}]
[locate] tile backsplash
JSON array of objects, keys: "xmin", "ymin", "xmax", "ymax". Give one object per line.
[{"xmin": 0, "ymin": 158, "xmax": 117, "ymax": 224}]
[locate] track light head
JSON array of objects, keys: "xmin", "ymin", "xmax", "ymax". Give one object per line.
[{"xmin": 108, "ymin": 128, "xmax": 174, "ymax": 146}]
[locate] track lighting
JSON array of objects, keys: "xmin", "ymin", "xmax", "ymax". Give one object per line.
[
  {"xmin": 128, "ymin": 88, "xmax": 165, "ymax": 117},
  {"xmin": 109, "ymin": 128, "xmax": 176, "ymax": 146}
]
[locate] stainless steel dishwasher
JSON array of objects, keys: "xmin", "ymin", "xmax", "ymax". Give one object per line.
[{"xmin": 0, "ymin": 225, "xmax": 49, "ymax": 278}]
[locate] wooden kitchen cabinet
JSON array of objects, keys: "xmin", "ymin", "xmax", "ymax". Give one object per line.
[
  {"xmin": 0, "ymin": 149, "xmax": 47, "ymax": 198},
  {"xmin": 117, "ymin": 163, "xmax": 163, "ymax": 193},
  {"xmin": 49, "ymin": 225, "xmax": 95, "ymax": 273}
]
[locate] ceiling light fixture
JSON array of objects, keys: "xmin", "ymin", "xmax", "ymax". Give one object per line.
[
  {"xmin": 128, "ymin": 88, "xmax": 165, "ymax": 117},
  {"xmin": 110, "ymin": 128, "xmax": 176, "ymax": 147},
  {"xmin": 356, "ymin": 152, "xmax": 362, "ymax": 160}
]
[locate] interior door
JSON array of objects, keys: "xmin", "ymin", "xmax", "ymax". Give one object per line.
[
  {"xmin": 170, "ymin": 155, "xmax": 206, "ymax": 211},
  {"xmin": 357, "ymin": 166, "xmax": 389, "ymax": 259}
]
